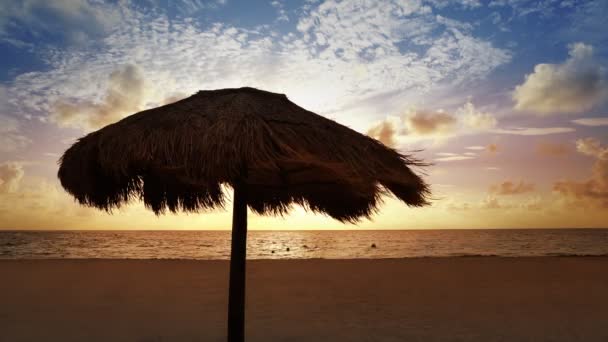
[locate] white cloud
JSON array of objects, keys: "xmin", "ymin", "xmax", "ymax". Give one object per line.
[
  {"xmin": 456, "ymin": 100, "xmax": 497, "ymax": 130},
  {"xmin": 51, "ymin": 64, "xmax": 146, "ymax": 131},
  {"xmin": 572, "ymin": 117, "xmax": 608, "ymax": 126},
  {"xmin": 493, "ymin": 127, "xmax": 575, "ymax": 136},
  {"xmin": 428, "ymin": 0, "xmax": 482, "ymax": 9},
  {"xmin": 435, "ymin": 155, "xmax": 475, "ymax": 162},
  {"xmin": 433, "ymin": 143, "xmax": 495, "ymax": 162},
  {"xmin": 270, "ymin": 0, "xmax": 289, "ymax": 22},
  {"xmin": 489, "ymin": 0, "xmax": 566, "ymax": 17},
  {"xmin": 576, "ymin": 137, "xmax": 608, "ymax": 159},
  {"xmin": 0, "ymin": 0, "xmax": 121, "ymax": 43},
  {"xmin": 6, "ymin": 0, "xmax": 510, "ymax": 137},
  {"xmin": 0, "ymin": 0, "xmax": 229, "ymax": 44},
  {"xmin": 513, "ymin": 43, "xmax": 608, "ymax": 114},
  {"xmin": 283, "ymin": 0, "xmax": 510, "ymax": 110},
  {"xmin": 565, "ymin": 0, "xmax": 608, "ymax": 48},
  {"xmin": 0, "ymin": 114, "xmax": 31, "ymax": 152},
  {"xmin": 434, "ymin": 152, "xmax": 475, "ymax": 162}
]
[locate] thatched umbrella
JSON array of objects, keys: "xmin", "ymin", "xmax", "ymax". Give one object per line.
[{"xmin": 58, "ymin": 87, "xmax": 429, "ymax": 342}]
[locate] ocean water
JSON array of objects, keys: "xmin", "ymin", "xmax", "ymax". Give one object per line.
[
  {"xmin": 1, "ymin": 229, "xmax": 608, "ymax": 260},
  {"xmin": 0, "ymin": 229, "xmax": 608, "ymax": 260}
]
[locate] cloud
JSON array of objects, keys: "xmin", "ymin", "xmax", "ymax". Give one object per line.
[
  {"xmin": 481, "ymin": 196, "xmax": 503, "ymax": 209},
  {"xmin": 572, "ymin": 117, "xmax": 608, "ymax": 126},
  {"xmin": 448, "ymin": 194, "xmax": 542, "ymax": 212},
  {"xmin": 365, "ymin": 108, "xmax": 459, "ymax": 147},
  {"xmin": 490, "ymin": 180, "xmax": 535, "ymax": 195},
  {"xmin": 435, "ymin": 154, "xmax": 475, "ymax": 162},
  {"xmin": 513, "ymin": 43, "xmax": 608, "ymax": 114},
  {"xmin": 0, "ymin": 114, "xmax": 31, "ymax": 152},
  {"xmin": 493, "ymin": 127, "xmax": 575, "ymax": 136},
  {"xmin": 0, "ymin": 0, "xmax": 121, "ymax": 43},
  {"xmin": 0, "ymin": 162, "xmax": 24, "ymax": 193},
  {"xmin": 366, "ymin": 117, "xmax": 398, "ymax": 147},
  {"xmin": 521, "ymin": 196, "xmax": 543, "ymax": 211},
  {"xmin": 159, "ymin": 93, "xmax": 189, "ymax": 106},
  {"xmin": 404, "ymin": 109, "xmax": 457, "ymax": 136},
  {"xmin": 536, "ymin": 141, "xmax": 571, "ymax": 156},
  {"xmin": 51, "ymin": 64, "xmax": 146, "ymax": 130},
  {"xmin": 457, "ymin": 100, "xmax": 497, "ymax": 130},
  {"xmin": 429, "ymin": 0, "xmax": 482, "ymax": 9},
  {"xmin": 565, "ymin": 0, "xmax": 608, "ymax": 49},
  {"xmin": 270, "ymin": 0, "xmax": 289, "ymax": 22},
  {"xmin": 487, "ymin": 143, "xmax": 498, "ymax": 153},
  {"xmin": 447, "ymin": 201, "xmax": 471, "ymax": 211},
  {"xmin": 366, "ymin": 99, "xmax": 497, "ymax": 146},
  {"xmin": 7, "ymin": 0, "xmax": 510, "ymax": 135},
  {"xmin": 553, "ymin": 138, "xmax": 608, "ymax": 207},
  {"xmin": 465, "ymin": 144, "xmax": 498, "ymax": 153},
  {"xmin": 490, "ymin": 0, "xmax": 573, "ymax": 18},
  {"xmin": 434, "ymin": 151, "xmax": 478, "ymax": 162},
  {"xmin": 0, "ymin": 175, "xmax": 100, "ymax": 225},
  {"xmin": 575, "ymin": 137, "xmax": 608, "ymax": 159}
]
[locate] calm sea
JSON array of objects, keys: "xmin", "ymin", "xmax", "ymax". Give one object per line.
[{"xmin": 1, "ymin": 229, "xmax": 608, "ymax": 259}]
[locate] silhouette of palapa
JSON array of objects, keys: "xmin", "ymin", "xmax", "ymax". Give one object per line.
[{"xmin": 58, "ymin": 87, "xmax": 430, "ymax": 342}]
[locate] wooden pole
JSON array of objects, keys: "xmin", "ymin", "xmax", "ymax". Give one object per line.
[{"xmin": 228, "ymin": 182, "xmax": 247, "ymax": 342}]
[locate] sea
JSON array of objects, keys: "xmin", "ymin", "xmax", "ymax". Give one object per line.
[{"xmin": 1, "ymin": 229, "xmax": 608, "ymax": 259}]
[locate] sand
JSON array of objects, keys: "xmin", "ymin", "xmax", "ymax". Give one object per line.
[{"xmin": 1, "ymin": 257, "xmax": 607, "ymax": 341}]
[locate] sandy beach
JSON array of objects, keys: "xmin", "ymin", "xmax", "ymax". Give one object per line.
[{"xmin": 1, "ymin": 257, "xmax": 607, "ymax": 341}]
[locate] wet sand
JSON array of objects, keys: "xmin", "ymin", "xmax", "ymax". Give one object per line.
[{"xmin": 1, "ymin": 258, "xmax": 607, "ymax": 341}]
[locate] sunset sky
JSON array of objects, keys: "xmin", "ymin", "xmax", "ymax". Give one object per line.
[{"xmin": 1, "ymin": 0, "xmax": 607, "ymax": 230}]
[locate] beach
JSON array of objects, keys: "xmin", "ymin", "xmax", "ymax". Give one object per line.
[{"xmin": 1, "ymin": 258, "xmax": 607, "ymax": 341}]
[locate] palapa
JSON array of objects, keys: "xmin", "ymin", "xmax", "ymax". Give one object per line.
[{"xmin": 58, "ymin": 87, "xmax": 430, "ymax": 342}]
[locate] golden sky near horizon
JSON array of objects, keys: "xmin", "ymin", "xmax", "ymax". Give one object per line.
[{"xmin": 1, "ymin": 0, "xmax": 607, "ymax": 229}]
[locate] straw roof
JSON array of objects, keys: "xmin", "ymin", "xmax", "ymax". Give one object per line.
[{"xmin": 58, "ymin": 87, "xmax": 429, "ymax": 222}]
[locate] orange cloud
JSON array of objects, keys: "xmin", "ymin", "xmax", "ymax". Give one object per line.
[
  {"xmin": 367, "ymin": 119, "xmax": 397, "ymax": 147},
  {"xmin": 536, "ymin": 141, "xmax": 571, "ymax": 157},
  {"xmin": 487, "ymin": 143, "xmax": 498, "ymax": 153},
  {"xmin": 490, "ymin": 180, "xmax": 535, "ymax": 195},
  {"xmin": 404, "ymin": 109, "xmax": 457, "ymax": 135},
  {"xmin": 553, "ymin": 138, "xmax": 608, "ymax": 207}
]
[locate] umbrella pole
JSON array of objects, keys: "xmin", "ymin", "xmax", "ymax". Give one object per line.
[{"xmin": 228, "ymin": 182, "xmax": 248, "ymax": 342}]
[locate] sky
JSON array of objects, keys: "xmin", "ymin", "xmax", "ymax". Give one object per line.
[{"xmin": 0, "ymin": 0, "xmax": 607, "ymax": 230}]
